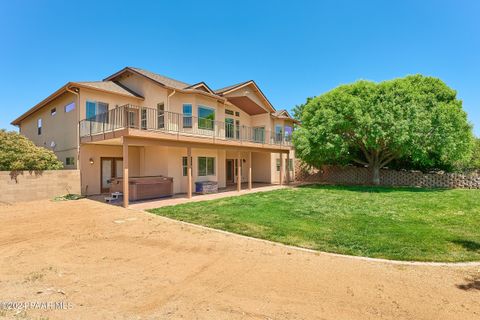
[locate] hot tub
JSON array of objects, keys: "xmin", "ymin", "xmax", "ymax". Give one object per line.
[{"xmin": 110, "ymin": 176, "xmax": 173, "ymax": 201}]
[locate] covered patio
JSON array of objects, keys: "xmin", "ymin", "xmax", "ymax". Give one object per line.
[{"xmin": 81, "ymin": 134, "xmax": 293, "ymax": 208}]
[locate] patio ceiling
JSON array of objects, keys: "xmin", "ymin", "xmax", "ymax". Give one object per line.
[{"xmin": 227, "ymin": 96, "xmax": 268, "ymax": 115}]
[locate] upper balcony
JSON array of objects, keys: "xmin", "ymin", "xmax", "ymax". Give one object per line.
[{"xmin": 80, "ymin": 104, "xmax": 294, "ymax": 151}]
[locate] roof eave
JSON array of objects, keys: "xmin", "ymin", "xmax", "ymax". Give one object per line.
[
  {"xmin": 11, "ymin": 81, "xmax": 144, "ymax": 126},
  {"xmin": 11, "ymin": 83, "xmax": 71, "ymax": 126}
]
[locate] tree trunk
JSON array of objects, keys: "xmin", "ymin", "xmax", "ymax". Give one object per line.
[{"xmin": 372, "ymin": 164, "xmax": 380, "ymax": 185}]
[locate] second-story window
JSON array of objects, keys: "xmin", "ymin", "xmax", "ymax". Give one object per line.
[
  {"xmin": 183, "ymin": 104, "xmax": 192, "ymax": 128},
  {"xmin": 275, "ymin": 125, "xmax": 283, "ymax": 143},
  {"xmin": 253, "ymin": 127, "xmax": 265, "ymax": 143},
  {"xmin": 198, "ymin": 106, "xmax": 215, "ymax": 131},
  {"xmin": 285, "ymin": 125, "xmax": 293, "ymax": 142},
  {"xmin": 225, "ymin": 118, "xmax": 234, "ymax": 138},
  {"xmin": 157, "ymin": 103, "xmax": 164, "ymax": 129},
  {"xmin": 37, "ymin": 118, "xmax": 42, "ymax": 135},
  {"xmin": 86, "ymin": 101, "xmax": 109, "ymax": 121},
  {"xmin": 141, "ymin": 108, "xmax": 147, "ymax": 130},
  {"xmin": 51, "ymin": 108, "xmax": 56, "ymax": 116},
  {"xmin": 235, "ymin": 120, "xmax": 240, "ymax": 139},
  {"xmin": 64, "ymin": 102, "xmax": 75, "ymax": 113}
]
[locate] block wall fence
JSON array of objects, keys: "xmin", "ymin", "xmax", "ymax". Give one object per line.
[{"xmin": 0, "ymin": 170, "xmax": 81, "ymax": 203}]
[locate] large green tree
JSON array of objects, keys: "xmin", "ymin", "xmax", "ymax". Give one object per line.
[
  {"xmin": 0, "ymin": 130, "xmax": 63, "ymax": 171},
  {"xmin": 470, "ymin": 137, "xmax": 480, "ymax": 170},
  {"xmin": 293, "ymin": 75, "xmax": 474, "ymax": 184}
]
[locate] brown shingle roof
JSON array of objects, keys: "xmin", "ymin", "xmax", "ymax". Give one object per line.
[
  {"xmin": 127, "ymin": 67, "xmax": 191, "ymax": 90},
  {"xmin": 75, "ymin": 81, "xmax": 143, "ymax": 98},
  {"xmin": 215, "ymin": 80, "xmax": 252, "ymax": 94}
]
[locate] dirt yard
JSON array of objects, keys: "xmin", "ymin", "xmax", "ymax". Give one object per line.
[{"xmin": 0, "ymin": 199, "xmax": 479, "ymax": 319}]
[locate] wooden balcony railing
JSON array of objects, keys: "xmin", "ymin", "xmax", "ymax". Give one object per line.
[{"xmin": 79, "ymin": 104, "xmax": 293, "ymax": 146}]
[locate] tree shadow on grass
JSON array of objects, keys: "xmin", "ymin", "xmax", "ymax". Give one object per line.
[
  {"xmin": 451, "ymin": 240, "xmax": 480, "ymax": 252},
  {"xmin": 297, "ymin": 184, "xmax": 448, "ymax": 193}
]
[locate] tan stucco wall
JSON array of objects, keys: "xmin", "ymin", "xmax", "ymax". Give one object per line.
[
  {"xmin": 0, "ymin": 170, "xmax": 80, "ymax": 203},
  {"xmin": 78, "ymin": 87, "xmax": 142, "ymax": 120},
  {"xmin": 271, "ymin": 149, "xmax": 296, "ymax": 183},
  {"xmin": 79, "ymin": 144, "xmax": 141, "ymax": 195},
  {"xmin": 251, "ymin": 152, "xmax": 272, "ymax": 183},
  {"xmin": 116, "ymin": 73, "xmax": 169, "ymax": 109},
  {"xmin": 17, "ymin": 92, "xmax": 79, "ymax": 168},
  {"xmin": 80, "ymin": 144, "xmax": 229, "ymax": 195}
]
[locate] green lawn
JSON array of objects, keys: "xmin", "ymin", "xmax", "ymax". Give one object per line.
[{"xmin": 148, "ymin": 185, "xmax": 480, "ymax": 262}]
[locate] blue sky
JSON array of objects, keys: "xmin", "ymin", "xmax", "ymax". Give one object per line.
[{"xmin": 0, "ymin": 0, "xmax": 478, "ymax": 135}]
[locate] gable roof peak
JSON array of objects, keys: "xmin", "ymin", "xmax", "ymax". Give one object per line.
[{"xmin": 105, "ymin": 66, "xmax": 191, "ymax": 90}]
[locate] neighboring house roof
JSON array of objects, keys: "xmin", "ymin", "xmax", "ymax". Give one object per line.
[
  {"xmin": 184, "ymin": 82, "xmax": 215, "ymax": 94},
  {"xmin": 10, "ymin": 81, "xmax": 144, "ymax": 126},
  {"xmin": 272, "ymin": 109, "xmax": 300, "ymax": 124}
]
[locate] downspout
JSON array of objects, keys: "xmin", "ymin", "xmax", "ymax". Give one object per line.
[{"xmin": 167, "ymin": 89, "xmax": 176, "ymax": 111}]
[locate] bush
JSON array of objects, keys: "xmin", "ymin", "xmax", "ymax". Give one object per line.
[{"xmin": 0, "ymin": 130, "xmax": 63, "ymax": 171}]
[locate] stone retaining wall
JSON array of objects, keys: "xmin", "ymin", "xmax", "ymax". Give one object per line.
[{"xmin": 295, "ymin": 163, "xmax": 480, "ymax": 189}]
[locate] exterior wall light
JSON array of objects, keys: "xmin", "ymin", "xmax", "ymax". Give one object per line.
[{"xmin": 89, "ymin": 158, "xmax": 94, "ymax": 165}]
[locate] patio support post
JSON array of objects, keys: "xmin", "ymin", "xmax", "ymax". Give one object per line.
[
  {"xmin": 279, "ymin": 152, "xmax": 284, "ymax": 186},
  {"xmin": 248, "ymin": 151, "xmax": 252, "ymax": 190},
  {"xmin": 187, "ymin": 147, "xmax": 192, "ymax": 199},
  {"xmin": 286, "ymin": 152, "xmax": 290, "ymax": 184},
  {"xmin": 237, "ymin": 152, "xmax": 242, "ymax": 192},
  {"xmin": 122, "ymin": 137, "xmax": 129, "ymax": 208}
]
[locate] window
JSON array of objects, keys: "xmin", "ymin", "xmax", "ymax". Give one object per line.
[
  {"xmin": 225, "ymin": 118, "xmax": 234, "ymax": 138},
  {"xmin": 225, "ymin": 109, "xmax": 234, "ymax": 116},
  {"xmin": 51, "ymin": 108, "xmax": 56, "ymax": 116},
  {"xmin": 66, "ymin": 157, "xmax": 75, "ymax": 166},
  {"xmin": 141, "ymin": 108, "xmax": 147, "ymax": 130},
  {"xmin": 198, "ymin": 106, "xmax": 215, "ymax": 130},
  {"xmin": 183, "ymin": 104, "xmax": 192, "ymax": 128},
  {"xmin": 64, "ymin": 102, "xmax": 75, "ymax": 113},
  {"xmin": 128, "ymin": 111, "xmax": 136, "ymax": 127},
  {"xmin": 285, "ymin": 125, "xmax": 293, "ymax": 142},
  {"xmin": 86, "ymin": 101, "xmax": 109, "ymax": 120},
  {"xmin": 275, "ymin": 125, "xmax": 283, "ymax": 143},
  {"xmin": 253, "ymin": 127, "xmax": 265, "ymax": 143},
  {"xmin": 157, "ymin": 103, "xmax": 164, "ymax": 129},
  {"xmin": 37, "ymin": 118, "xmax": 42, "ymax": 135},
  {"xmin": 182, "ymin": 156, "xmax": 188, "ymax": 176},
  {"xmin": 235, "ymin": 111, "xmax": 240, "ymax": 117},
  {"xmin": 276, "ymin": 159, "xmax": 281, "ymax": 171},
  {"xmin": 198, "ymin": 157, "xmax": 215, "ymax": 176},
  {"xmin": 86, "ymin": 101, "xmax": 96, "ymax": 119},
  {"xmin": 235, "ymin": 120, "xmax": 240, "ymax": 139}
]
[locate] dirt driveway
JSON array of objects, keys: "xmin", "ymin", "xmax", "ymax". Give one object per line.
[{"xmin": 0, "ymin": 199, "xmax": 479, "ymax": 319}]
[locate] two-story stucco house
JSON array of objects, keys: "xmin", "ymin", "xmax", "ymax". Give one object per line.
[{"xmin": 11, "ymin": 67, "xmax": 297, "ymax": 207}]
